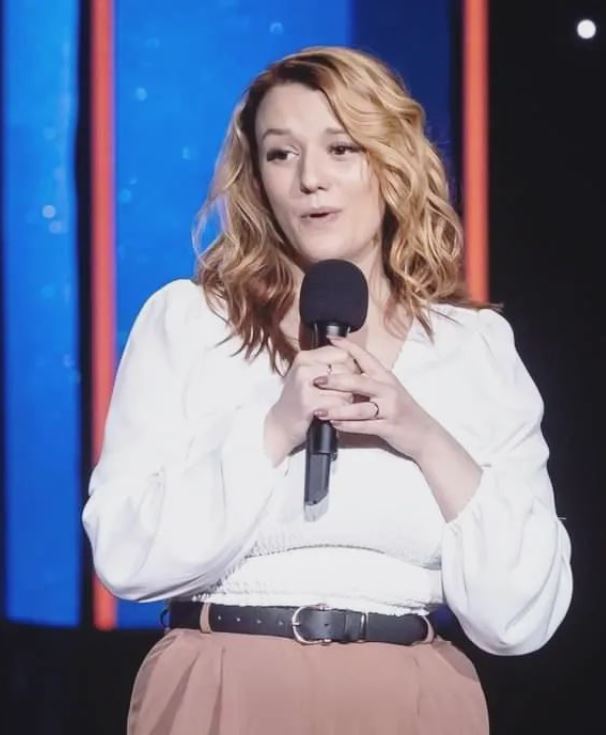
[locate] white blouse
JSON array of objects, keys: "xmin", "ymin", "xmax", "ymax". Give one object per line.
[{"xmin": 82, "ymin": 279, "xmax": 572, "ymax": 655}]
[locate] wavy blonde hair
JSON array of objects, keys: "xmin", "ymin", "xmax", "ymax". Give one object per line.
[{"xmin": 196, "ymin": 46, "xmax": 485, "ymax": 371}]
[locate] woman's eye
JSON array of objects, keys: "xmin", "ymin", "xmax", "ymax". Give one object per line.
[
  {"xmin": 266, "ymin": 148, "xmax": 294, "ymax": 162},
  {"xmin": 331, "ymin": 143, "xmax": 361, "ymax": 156}
]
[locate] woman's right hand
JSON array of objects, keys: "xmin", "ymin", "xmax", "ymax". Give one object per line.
[{"xmin": 264, "ymin": 345, "xmax": 359, "ymax": 465}]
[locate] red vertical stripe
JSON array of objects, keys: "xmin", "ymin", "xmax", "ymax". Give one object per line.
[
  {"xmin": 91, "ymin": 0, "xmax": 117, "ymax": 630},
  {"xmin": 463, "ymin": 0, "xmax": 489, "ymax": 301}
]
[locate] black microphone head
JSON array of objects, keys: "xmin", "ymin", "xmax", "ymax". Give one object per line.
[{"xmin": 299, "ymin": 259, "xmax": 369, "ymax": 332}]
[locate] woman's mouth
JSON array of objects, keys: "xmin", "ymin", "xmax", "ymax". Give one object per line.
[{"xmin": 300, "ymin": 209, "xmax": 341, "ymax": 225}]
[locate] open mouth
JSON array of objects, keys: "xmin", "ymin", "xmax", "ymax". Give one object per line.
[{"xmin": 302, "ymin": 209, "xmax": 341, "ymax": 221}]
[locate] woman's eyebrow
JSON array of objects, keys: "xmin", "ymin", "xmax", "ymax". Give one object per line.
[
  {"xmin": 260, "ymin": 126, "xmax": 347, "ymax": 142},
  {"xmin": 261, "ymin": 127, "xmax": 291, "ymax": 141}
]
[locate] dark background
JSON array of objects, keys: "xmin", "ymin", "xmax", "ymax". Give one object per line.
[
  {"xmin": 475, "ymin": 0, "xmax": 605, "ymax": 729},
  {"xmin": 1, "ymin": 1, "xmax": 604, "ymax": 732}
]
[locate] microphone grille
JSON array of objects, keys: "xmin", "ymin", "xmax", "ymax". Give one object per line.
[{"xmin": 299, "ymin": 260, "xmax": 368, "ymax": 331}]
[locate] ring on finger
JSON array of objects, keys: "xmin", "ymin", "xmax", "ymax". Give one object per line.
[{"xmin": 368, "ymin": 400, "xmax": 380, "ymax": 419}]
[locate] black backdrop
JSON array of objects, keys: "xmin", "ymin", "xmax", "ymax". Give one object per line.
[
  {"xmin": 469, "ymin": 0, "xmax": 605, "ymax": 729},
  {"xmin": 1, "ymin": 1, "xmax": 605, "ymax": 732}
]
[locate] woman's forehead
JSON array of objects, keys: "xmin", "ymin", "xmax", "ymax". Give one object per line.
[{"xmin": 255, "ymin": 84, "xmax": 342, "ymax": 141}]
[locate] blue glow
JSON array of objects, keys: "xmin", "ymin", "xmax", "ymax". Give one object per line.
[
  {"xmin": 354, "ymin": 0, "xmax": 454, "ymax": 167},
  {"xmin": 2, "ymin": 0, "xmax": 81, "ymax": 625}
]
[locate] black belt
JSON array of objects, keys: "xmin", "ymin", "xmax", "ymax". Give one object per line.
[{"xmin": 166, "ymin": 601, "xmax": 433, "ymax": 646}]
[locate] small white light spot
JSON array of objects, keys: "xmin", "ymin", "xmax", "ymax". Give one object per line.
[
  {"xmin": 134, "ymin": 87, "xmax": 148, "ymax": 101},
  {"xmin": 577, "ymin": 19, "xmax": 597, "ymax": 39},
  {"xmin": 181, "ymin": 146, "xmax": 192, "ymax": 160},
  {"xmin": 42, "ymin": 204, "xmax": 56, "ymax": 219},
  {"xmin": 270, "ymin": 22, "xmax": 283, "ymax": 35},
  {"xmin": 49, "ymin": 221, "xmax": 64, "ymax": 234}
]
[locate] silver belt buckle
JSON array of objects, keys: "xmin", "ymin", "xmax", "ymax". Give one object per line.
[
  {"xmin": 291, "ymin": 603, "xmax": 333, "ymax": 645},
  {"xmin": 410, "ymin": 613, "xmax": 435, "ymax": 645}
]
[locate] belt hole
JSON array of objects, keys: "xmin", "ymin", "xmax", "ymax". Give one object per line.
[
  {"xmin": 256, "ymin": 619, "xmax": 261, "ymax": 624},
  {"xmin": 217, "ymin": 615, "xmax": 222, "ymax": 621},
  {"xmin": 278, "ymin": 620, "xmax": 284, "ymax": 626},
  {"xmin": 236, "ymin": 616, "xmax": 241, "ymax": 622}
]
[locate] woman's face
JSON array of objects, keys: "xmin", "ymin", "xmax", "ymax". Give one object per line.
[{"xmin": 255, "ymin": 83, "xmax": 385, "ymax": 272}]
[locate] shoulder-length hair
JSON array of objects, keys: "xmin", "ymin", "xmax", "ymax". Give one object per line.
[{"xmin": 195, "ymin": 46, "xmax": 488, "ymax": 372}]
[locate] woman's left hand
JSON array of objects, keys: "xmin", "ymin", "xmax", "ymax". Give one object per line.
[{"xmin": 312, "ymin": 335, "xmax": 437, "ymax": 462}]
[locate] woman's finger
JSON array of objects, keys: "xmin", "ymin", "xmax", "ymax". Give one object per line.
[
  {"xmin": 295, "ymin": 344, "xmax": 353, "ymax": 368},
  {"xmin": 314, "ymin": 400, "xmax": 381, "ymax": 422},
  {"xmin": 328, "ymin": 336, "xmax": 387, "ymax": 377},
  {"xmin": 312, "ymin": 393, "xmax": 355, "ymax": 414},
  {"xmin": 330, "ymin": 419, "xmax": 381, "ymax": 434},
  {"xmin": 328, "ymin": 357, "xmax": 360, "ymax": 375},
  {"xmin": 313, "ymin": 372, "xmax": 383, "ymax": 397}
]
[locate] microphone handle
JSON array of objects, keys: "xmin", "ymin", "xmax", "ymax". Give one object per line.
[{"xmin": 304, "ymin": 321, "xmax": 349, "ymax": 508}]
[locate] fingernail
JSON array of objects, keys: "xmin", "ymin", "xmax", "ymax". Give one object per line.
[
  {"xmin": 314, "ymin": 409, "xmax": 329, "ymax": 419},
  {"xmin": 314, "ymin": 376, "xmax": 328, "ymax": 386}
]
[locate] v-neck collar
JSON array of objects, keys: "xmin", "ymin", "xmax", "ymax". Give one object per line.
[{"xmin": 389, "ymin": 306, "xmax": 438, "ymax": 377}]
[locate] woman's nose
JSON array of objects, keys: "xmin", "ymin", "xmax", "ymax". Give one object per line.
[{"xmin": 298, "ymin": 151, "xmax": 328, "ymax": 193}]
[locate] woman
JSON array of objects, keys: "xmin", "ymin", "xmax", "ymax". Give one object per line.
[{"xmin": 82, "ymin": 46, "xmax": 572, "ymax": 734}]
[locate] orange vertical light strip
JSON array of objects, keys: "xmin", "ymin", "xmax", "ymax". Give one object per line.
[
  {"xmin": 91, "ymin": 0, "xmax": 117, "ymax": 630},
  {"xmin": 463, "ymin": 0, "xmax": 489, "ymax": 301}
]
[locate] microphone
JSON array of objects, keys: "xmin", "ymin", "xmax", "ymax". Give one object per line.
[{"xmin": 299, "ymin": 259, "xmax": 369, "ymax": 515}]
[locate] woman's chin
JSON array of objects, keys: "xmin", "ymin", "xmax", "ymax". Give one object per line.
[{"xmin": 294, "ymin": 244, "xmax": 359, "ymax": 265}]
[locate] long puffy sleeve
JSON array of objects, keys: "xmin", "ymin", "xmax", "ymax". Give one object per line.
[
  {"xmin": 440, "ymin": 309, "xmax": 572, "ymax": 655},
  {"xmin": 82, "ymin": 280, "xmax": 288, "ymax": 602}
]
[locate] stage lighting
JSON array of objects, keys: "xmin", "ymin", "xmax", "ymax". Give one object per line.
[{"xmin": 576, "ymin": 19, "xmax": 597, "ymax": 40}]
